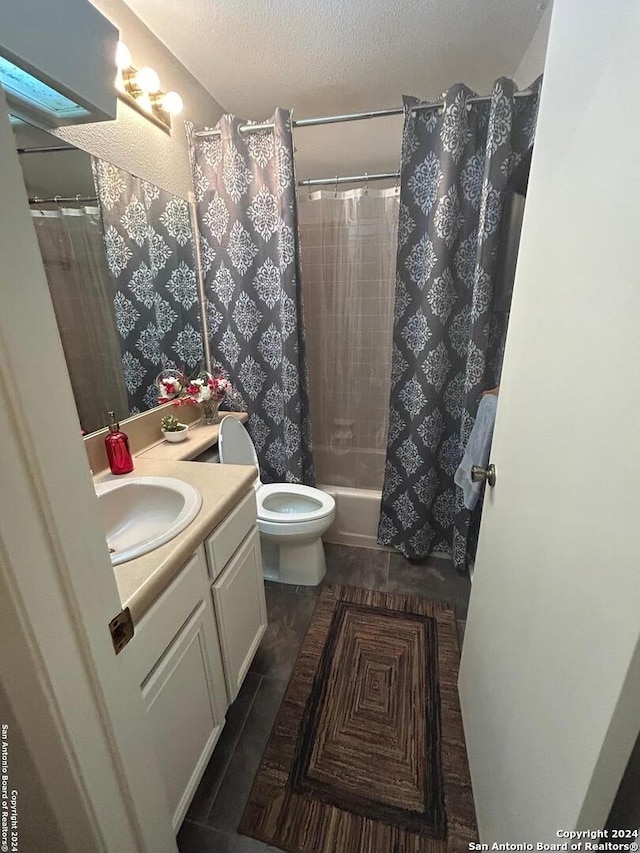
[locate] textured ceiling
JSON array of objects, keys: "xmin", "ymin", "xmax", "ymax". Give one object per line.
[
  {"xmin": 122, "ymin": 0, "xmax": 546, "ymax": 118},
  {"xmin": 121, "ymin": 0, "xmax": 548, "ymax": 182}
]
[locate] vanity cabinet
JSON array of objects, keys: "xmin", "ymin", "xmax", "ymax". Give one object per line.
[
  {"xmin": 120, "ymin": 486, "xmax": 267, "ymax": 830},
  {"xmin": 122, "ymin": 546, "xmax": 228, "ymax": 829},
  {"xmin": 204, "ymin": 489, "xmax": 267, "ymax": 702},
  {"xmin": 211, "ymin": 527, "xmax": 266, "ymax": 701}
]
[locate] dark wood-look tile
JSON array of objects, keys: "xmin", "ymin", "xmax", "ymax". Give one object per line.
[
  {"xmin": 294, "ymin": 582, "xmax": 323, "ymax": 599},
  {"xmin": 323, "ymin": 543, "xmax": 390, "ymax": 592},
  {"xmin": 178, "ymin": 820, "xmax": 282, "ymax": 852},
  {"xmin": 185, "ymin": 672, "xmax": 262, "ymax": 824},
  {"xmin": 388, "ymin": 553, "xmax": 472, "ymax": 617},
  {"xmin": 205, "ymin": 676, "xmax": 288, "ymax": 833},
  {"xmin": 250, "ymin": 584, "xmax": 318, "ymax": 682}
]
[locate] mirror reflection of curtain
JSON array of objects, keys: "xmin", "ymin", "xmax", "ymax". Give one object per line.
[
  {"xmin": 299, "ymin": 188, "xmax": 399, "ymax": 490},
  {"xmin": 92, "ymin": 158, "xmax": 202, "ymax": 414},
  {"xmin": 31, "ymin": 207, "xmax": 128, "ymax": 434}
]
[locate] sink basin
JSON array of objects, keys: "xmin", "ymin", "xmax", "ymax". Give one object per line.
[{"xmin": 95, "ymin": 476, "xmax": 203, "ymax": 566}]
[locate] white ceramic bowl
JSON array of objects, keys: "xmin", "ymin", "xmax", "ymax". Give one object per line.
[{"xmin": 161, "ymin": 424, "xmax": 189, "ymax": 443}]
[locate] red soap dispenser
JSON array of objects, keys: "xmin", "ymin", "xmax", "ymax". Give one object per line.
[{"xmin": 105, "ymin": 411, "xmax": 134, "ymax": 475}]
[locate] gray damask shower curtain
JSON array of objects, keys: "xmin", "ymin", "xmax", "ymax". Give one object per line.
[
  {"xmin": 187, "ymin": 110, "xmax": 314, "ymax": 485},
  {"xmin": 92, "ymin": 158, "xmax": 202, "ymax": 414},
  {"xmin": 378, "ymin": 78, "xmax": 541, "ymax": 570}
]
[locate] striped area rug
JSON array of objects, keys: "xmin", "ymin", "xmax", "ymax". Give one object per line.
[{"xmin": 239, "ymin": 584, "xmax": 477, "ymax": 852}]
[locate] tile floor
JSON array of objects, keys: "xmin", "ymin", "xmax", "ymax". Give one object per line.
[{"xmin": 177, "ymin": 543, "xmax": 471, "ymax": 853}]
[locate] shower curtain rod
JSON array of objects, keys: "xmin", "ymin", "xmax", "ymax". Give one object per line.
[
  {"xmin": 194, "ymin": 88, "xmax": 534, "ymax": 138},
  {"xmin": 299, "ymin": 171, "xmax": 400, "ymax": 188},
  {"xmin": 28, "ymin": 195, "xmax": 97, "ymax": 204}
]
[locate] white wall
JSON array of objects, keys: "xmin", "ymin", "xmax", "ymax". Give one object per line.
[
  {"xmin": 458, "ymin": 0, "xmax": 640, "ymax": 840},
  {"xmin": 513, "ymin": 3, "xmax": 553, "ymax": 88},
  {"xmin": 55, "ymin": 0, "xmax": 224, "ymax": 198}
]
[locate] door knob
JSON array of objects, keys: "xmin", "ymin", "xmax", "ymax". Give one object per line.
[{"xmin": 471, "ymin": 463, "xmax": 496, "ymax": 487}]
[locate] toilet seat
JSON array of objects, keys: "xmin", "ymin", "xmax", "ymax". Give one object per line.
[
  {"xmin": 257, "ymin": 483, "xmax": 335, "ymax": 524},
  {"xmin": 218, "ymin": 417, "xmax": 334, "ymax": 522},
  {"xmin": 218, "ymin": 415, "xmax": 335, "ymax": 586}
]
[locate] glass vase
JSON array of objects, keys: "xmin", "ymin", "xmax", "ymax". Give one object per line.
[{"xmin": 200, "ymin": 398, "xmax": 220, "ymax": 425}]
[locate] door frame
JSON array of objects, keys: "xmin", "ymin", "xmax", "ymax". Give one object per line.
[{"xmin": 0, "ymin": 92, "xmax": 177, "ymax": 851}]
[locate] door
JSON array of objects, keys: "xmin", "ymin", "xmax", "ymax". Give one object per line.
[
  {"xmin": 143, "ymin": 594, "xmax": 226, "ymax": 828},
  {"xmin": 0, "ymin": 92, "xmax": 177, "ymax": 851},
  {"xmin": 212, "ymin": 527, "xmax": 267, "ymax": 701},
  {"xmin": 458, "ymin": 0, "xmax": 640, "ymax": 842}
]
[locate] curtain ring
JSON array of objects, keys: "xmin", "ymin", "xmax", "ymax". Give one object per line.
[
  {"xmin": 364, "ymin": 172, "xmax": 369, "ymax": 195},
  {"xmin": 333, "ymin": 175, "xmax": 339, "ymax": 198},
  {"xmin": 394, "ymin": 171, "xmax": 400, "ymax": 195}
]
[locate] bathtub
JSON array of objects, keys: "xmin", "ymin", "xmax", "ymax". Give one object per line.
[
  {"xmin": 318, "ymin": 484, "xmax": 387, "ymax": 550},
  {"xmin": 313, "ymin": 444, "xmax": 388, "ymax": 550}
]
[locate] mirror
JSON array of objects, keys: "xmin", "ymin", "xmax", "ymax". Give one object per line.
[{"xmin": 12, "ymin": 117, "xmax": 205, "ymax": 434}]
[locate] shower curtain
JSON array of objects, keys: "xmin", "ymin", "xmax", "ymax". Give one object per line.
[
  {"xmin": 299, "ymin": 188, "xmax": 399, "ymax": 490},
  {"xmin": 378, "ymin": 77, "xmax": 541, "ymax": 570},
  {"xmin": 31, "ymin": 206, "xmax": 128, "ymax": 434},
  {"xmin": 186, "ymin": 110, "xmax": 314, "ymax": 486},
  {"xmin": 92, "ymin": 158, "xmax": 202, "ymax": 414}
]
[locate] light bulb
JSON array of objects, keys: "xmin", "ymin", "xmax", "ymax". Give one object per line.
[
  {"xmin": 135, "ymin": 66, "xmax": 160, "ymax": 93},
  {"xmin": 162, "ymin": 91, "xmax": 183, "ymax": 115},
  {"xmin": 115, "ymin": 41, "xmax": 131, "ymax": 69}
]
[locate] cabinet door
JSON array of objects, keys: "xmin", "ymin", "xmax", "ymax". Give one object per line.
[
  {"xmin": 212, "ymin": 527, "xmax": 267, "ymax": 702},
  {"xmin": 141, "ymin": 597, "xmax": 227, "ymax": 830}
]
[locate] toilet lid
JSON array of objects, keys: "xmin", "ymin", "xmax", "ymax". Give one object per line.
[
  {"xmin": 218, "ymin": 416, "xmax": 260, "ymax": 472},
  {"xmin": 257, "ymin": 484, "xmax": 335, "ymax": 524}
]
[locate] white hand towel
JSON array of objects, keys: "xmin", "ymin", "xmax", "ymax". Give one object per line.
[{"xmin": 454, "ymin": 394, "xmax": 498, "ymax": 511}]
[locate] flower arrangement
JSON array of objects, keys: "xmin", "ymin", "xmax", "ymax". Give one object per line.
[
  {"xmin": 183, "ymin": 374, "xmax": 232, "ymax": 407},
  {"xmin": 156, "ymin": 368, "xmax": 242, "ymax": 424}
]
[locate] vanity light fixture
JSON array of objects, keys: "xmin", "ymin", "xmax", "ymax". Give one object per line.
[{"xmin": 115, "ymin": 41, "xmax": 183, "ymax": 133}]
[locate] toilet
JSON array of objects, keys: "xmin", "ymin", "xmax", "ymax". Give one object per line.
[{"xmin": 218, "ymin": 416, "xmax": 335, "ymax": 586}]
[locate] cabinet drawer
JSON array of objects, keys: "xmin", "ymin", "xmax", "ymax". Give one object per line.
[{"xmin": 205, "ymin": 489, "xmax": 257, "ymax": 580}]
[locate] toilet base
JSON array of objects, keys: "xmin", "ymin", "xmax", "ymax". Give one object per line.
[{"xmin": 260, "ymin": 536, "xmax": 327, "ymax": 586}]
